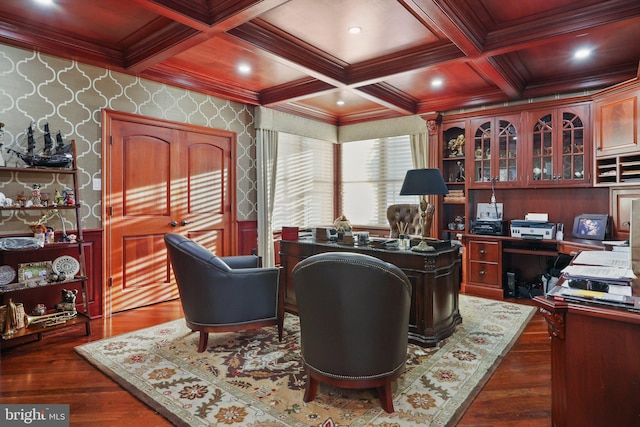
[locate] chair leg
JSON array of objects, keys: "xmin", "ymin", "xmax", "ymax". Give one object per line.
[
  {"xmin": 197, "ymin": 331, "xmax": 208, "ymax": 353},
  {"xmin": 277, "ymin": 316, "xmax": 284, "ymax": 341},
  {"xmin": 377, "ymin": 380, "xmax": 395, "ymax": 413},
  {"xmin": 303, "ymin": 373, "xmax": 319, "ymax": 402}
]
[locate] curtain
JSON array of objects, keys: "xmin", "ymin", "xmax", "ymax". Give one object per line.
[
  {"xmin": 410, "ymin": 131, "xmax": 429, "ymax": 168},
  {"xmin": 256, "ymin": 129, "xmax": 278, "ymax": 267}
]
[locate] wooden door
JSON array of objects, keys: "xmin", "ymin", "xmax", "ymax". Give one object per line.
[{"xmin": 103, "ymin": 110, "xmax": 236, "ymax": 313}]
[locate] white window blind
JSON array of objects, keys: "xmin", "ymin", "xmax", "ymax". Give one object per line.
[
  {"xmin": 272, "ymin": 133, "xmax": 335, "ymax": 230},
  {"xmin": 340, "ymin": 135, "xmax": 415, "ymax": 227}
]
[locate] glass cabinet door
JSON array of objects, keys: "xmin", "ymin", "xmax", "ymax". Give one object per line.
[
  {"xmin": 561, "ymin": 112, "xmax": 585, "ymax": 180},
  {"xmin": 530, "ymin": 107, "xmax": 588, "ymax": 184},
  {"xmin": 497, "ymin": 120, "xmax": 518, "ymax": 182},
  {"xmin": 473, "ymin": 121, "xmax": 491, "ymax": 183},
  {"xmin": 532, "ymin": 114, "xmax": 554, "ymax": 181}
]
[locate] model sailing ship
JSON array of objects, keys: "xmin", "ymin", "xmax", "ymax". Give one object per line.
[{"xmin": 5, "ymin": 121, "xmax": 73, "ymax": 168}]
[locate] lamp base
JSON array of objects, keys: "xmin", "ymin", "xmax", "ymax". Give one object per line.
[{"xmin": 411, "ymin": 240, "xmax": 436, "ymax": 252}]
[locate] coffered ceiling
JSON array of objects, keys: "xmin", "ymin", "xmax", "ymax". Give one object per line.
[{"xmin": 1, "ymin": 0, "xmax": 639, "ymax": 125}]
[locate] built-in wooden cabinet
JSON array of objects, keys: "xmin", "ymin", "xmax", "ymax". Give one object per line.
[
  {"xmin": 440, "ymin": 122, "xmax": 467, "ymax": 237},
  {"xmin": 468, "ymin": 114, "xmax": 521, "ymax": 189},
  {"xmin": 594, "ymin": 82, "xmax": 640, "ymax": 186},
  {"xmin": 525, "ymin": 103, "xmax": 591, "ymax": 187},
  {"xmin": 464, "ymin": 237, "xmax": 503, "ymax": 299},
  {"xmin": 609, "ymin": 186, "xmax": 640, "ymax": 240}
]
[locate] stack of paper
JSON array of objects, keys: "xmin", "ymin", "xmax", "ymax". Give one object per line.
[{"xmin": 562, "ymin": 251, "xmax": 636, "ymax": 284}]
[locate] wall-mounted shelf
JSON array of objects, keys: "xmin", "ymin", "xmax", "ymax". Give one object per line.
[{"xmin": 596, "ymin": 154, "xmax": 640, "ymax": 185}]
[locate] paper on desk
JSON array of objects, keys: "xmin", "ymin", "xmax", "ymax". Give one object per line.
[
  {"xmin": 572, "ymin": 250, "xmax": 631, "ymax": 268},
  {"xmin": 562, "ymin": 265, "xmax": 636, "ymax": 282}
]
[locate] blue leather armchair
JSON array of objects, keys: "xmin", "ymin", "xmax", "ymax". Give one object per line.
[{"xmin": 164, "ymin": 233, "xmax": 283, "ymax": 352}]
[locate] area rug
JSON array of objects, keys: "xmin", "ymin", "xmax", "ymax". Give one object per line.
[{"xmin": 75, "ymin": 295, "xmax": 535, "ymax": 426}]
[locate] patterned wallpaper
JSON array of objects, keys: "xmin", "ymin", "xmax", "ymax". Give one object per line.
[{"xmin": 0, "ymin": 44, "xmax": 257, "ymax": 233}]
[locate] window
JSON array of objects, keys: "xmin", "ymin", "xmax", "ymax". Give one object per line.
[
  {"xmin": 272, "ymin": 133, "xmax": 335, "ymax": 230},
  {"xmin": 341, "ymin": 135, "xmax": 414, "ymax": 227}
]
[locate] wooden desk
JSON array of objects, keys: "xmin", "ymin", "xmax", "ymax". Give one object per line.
[
  {"xmin": 462, "ymin": 235, "xmax": 604, "ymax": 299},
  {"xmin": 534, "ymin": 296, "xmax": 640, "ymax": 427},
  {"xmin": 279, "ymin": 238, "xmax": 461, "ymax": 347}
]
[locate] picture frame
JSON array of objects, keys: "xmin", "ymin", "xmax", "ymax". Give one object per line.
[
  {"xmin": 18, "ymin": 261, "xmax": 52, "ymax": 284},
  {"xmin": 571, "ymin": 214, "xmax": 610, "ymax": 241}
]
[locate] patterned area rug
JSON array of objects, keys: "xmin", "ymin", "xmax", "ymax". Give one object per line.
[{"xmin": 75, "ymin": 295, "xmax": 535, "ymax": 426}]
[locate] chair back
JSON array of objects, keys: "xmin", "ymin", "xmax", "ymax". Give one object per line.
[
  {"xmin": 292, "ymin": 252, "xmax": 411, "ymax": 379},
  {"xmin": 386, "ymin": 204, "xmax": 421, "ymax": 237}
]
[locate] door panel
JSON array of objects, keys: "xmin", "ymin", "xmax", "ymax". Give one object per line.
[
  {"xmin": 109, "ymin": 120, "xmax": 181, "ymax": 312},
  {"xmin": 123, "ymin": 136, "xmax": 172, "ymax": 217},
  {"xmin": 181, "ymin": 130, "xmax": 234, "ymax": 256}
]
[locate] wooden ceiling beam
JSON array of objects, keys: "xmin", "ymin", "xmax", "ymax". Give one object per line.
[
  {"xmin": 125, "ymin": 0, "xmax": 290, "ymax": 72},
  {"xmin": 259, "ymin": 78, "xmax": 337, "ymax": 105},
  {"xmin": 484, "ymin": 0, "xmax": 640, "ymax": 53},
  {"xmin": 228, "ymin": 20, "xmax": 347, "ymax": 84},
  {"xmin": 355, "ymin": 83, "xmax": 418, "ymax": 115},
  {"xmin": 347, "ymin": 42, "xmax": 464, "ymax": 86},
  {"xmin": 142, "ymin": 63, "xmax": 261, "ymax": 104}
]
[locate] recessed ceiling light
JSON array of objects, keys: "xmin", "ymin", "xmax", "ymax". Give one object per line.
[
  {"xmin": 574, "ymin": 48, "xmax": 591, "ymax": 59},
  {"xmin": 348, "ymin": 27, "xmax": 361, "ymax": 35},
  {"xmin": 336, "ymin": 100, "xmax": 345, "ymax": 106},
  {"xmin": 238, "ymin": 64, "xmax": 251, "ymax": 75},
  {"xmin": 431, "ymin": 78, "xmax": 444, "ymax": 87},
  {"xmin": 34, "ymin": 0, "xmax": 54, "ymax": 5}
]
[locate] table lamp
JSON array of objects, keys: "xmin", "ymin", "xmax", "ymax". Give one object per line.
[{"xmin": 399, "ymin": 168, "xmax": 449, "ymax": 252}]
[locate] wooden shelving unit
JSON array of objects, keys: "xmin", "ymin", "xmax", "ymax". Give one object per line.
[{"xmin": 0, "ymin": 144, "xmax": 91, "ymax": 350}]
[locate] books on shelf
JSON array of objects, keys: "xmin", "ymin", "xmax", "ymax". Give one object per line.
[{"xmin": 443, "ymin": 189, "xmax": 465, "ymax": 202}]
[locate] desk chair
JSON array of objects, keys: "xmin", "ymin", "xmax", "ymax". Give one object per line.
[{"xmin": 386, "ymin": 203, "xmax": 421, "ymax": 238}]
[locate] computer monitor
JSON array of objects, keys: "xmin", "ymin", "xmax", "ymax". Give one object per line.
[{"xmin": 572, "ymin": 214, "xmax": 609, "ymax": 240}]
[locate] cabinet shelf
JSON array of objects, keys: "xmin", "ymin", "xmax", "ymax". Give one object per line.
[
  {"xmin": 0, "ymin": 205, "xmax": 79, "ymax": 211},
  {"xmin": 0, "ymin": 166, "xmax": 76, "ymax": 174},
  {"xmin": 1, "ymin": 312, "xmax": 90, "ymax": 341},
  {"xmin": 0, "ymin": 276, "xmax": 87, "ymax": 293},
  {"xmin": 596, "ymin": 154, "xmax": 640, "ymax": 185}
]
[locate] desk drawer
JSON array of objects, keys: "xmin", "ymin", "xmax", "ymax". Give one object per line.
[
  {"xmin": 468, "ymin": 240, "xmax": 500, "ymax": 262},
  {"xmin": 469, "ymin": 261, "xmax": 500, "ymax": 286}
]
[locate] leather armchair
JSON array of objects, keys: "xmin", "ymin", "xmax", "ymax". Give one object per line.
[
  {"xmin": 386, "ymin": 203, "xmax": 421, "ymax": 238},
  {"xmin": 164, "ymin": 233, "xmax": 283, "ymax": 353},
  {"xmin": 292, "ymin": 252, "xmax": 411, "ymax": 413}
]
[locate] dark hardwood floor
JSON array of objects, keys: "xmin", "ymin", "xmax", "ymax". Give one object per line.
[{"xmin": 0, "ymin": 297, "xmax": 551, "ymax": 426}]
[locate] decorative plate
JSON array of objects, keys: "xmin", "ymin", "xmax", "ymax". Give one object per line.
[
  {"xmin": 52, "ymin": 255, "xmax": 80, "ymax": 278},
  {"xmin": 0, "ymin": 237, "xmax": 42, "ymax": 251},
  {"xmin": 0, "ymin": 265, "xmax": 16, "ymax": 286}
]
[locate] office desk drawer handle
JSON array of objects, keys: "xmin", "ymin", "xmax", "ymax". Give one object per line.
[
  {"xmin": 480, "ymin": 249, "xmax": 487, "ymax": 254},
  {"xmin": 479, "ymin": 270, "xmax": 486, "ymax": 275}
]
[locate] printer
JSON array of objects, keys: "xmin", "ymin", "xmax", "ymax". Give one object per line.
[
  {"xmin": 471, "ymin": 202, "xmax": 508, "ymax": 236},
  {"xmin": 510, "ymin": 213, "xmax": 556, "ymax": 240}
]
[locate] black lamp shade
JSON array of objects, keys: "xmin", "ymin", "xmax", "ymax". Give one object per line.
[{"xmin": 399, "ymin": 168, "xmax": 449, "ymax": 196}]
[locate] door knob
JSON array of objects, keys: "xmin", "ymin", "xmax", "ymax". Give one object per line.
[
  {"xmin": 181, "ymin": 220, "xmax": 190, "ymax": 226},
  {"xmin": 169, "ymin": 221, "xmax": 178, "ymax": 227}
]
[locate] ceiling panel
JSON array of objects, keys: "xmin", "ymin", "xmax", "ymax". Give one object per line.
[
  {"xmin": 163, "ymin": 35, "xmax": 309, "ymax": 91},
  {"xmin": 259, "ymin": 0, "xmax": 439, "ymax": 64}
]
